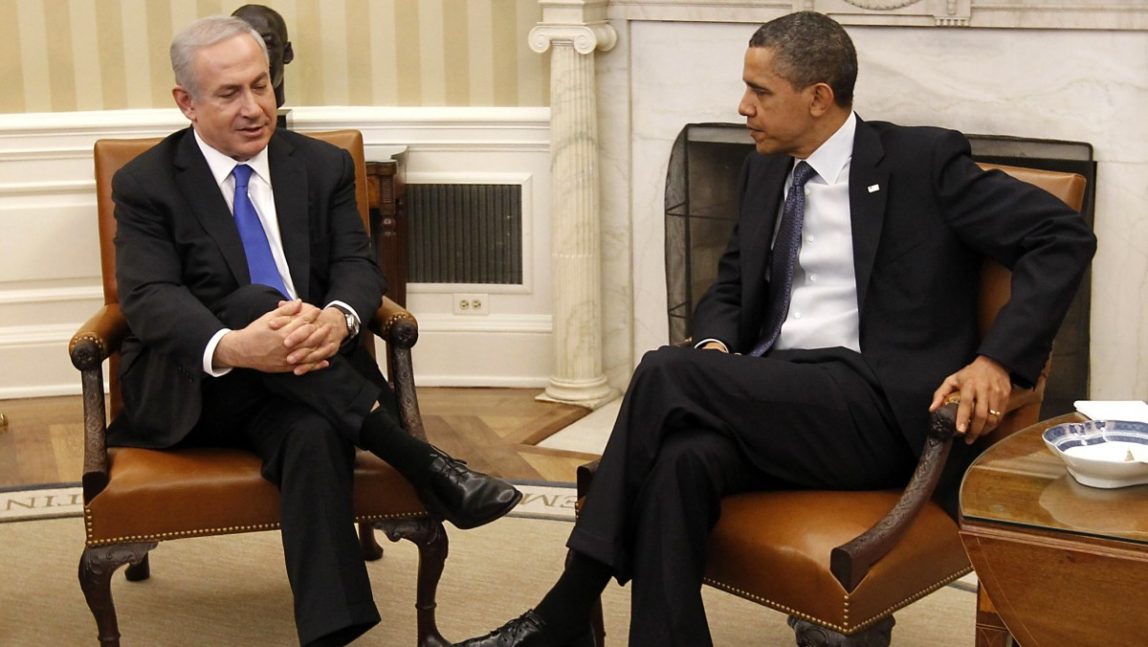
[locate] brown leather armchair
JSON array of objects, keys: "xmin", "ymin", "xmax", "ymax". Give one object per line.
[
  {"xmin": 578, "ymin": 164, "xmax": 1087, "ymax": 646},
  {"xmin": 71, "ymin": 130, "xmax": 448, "ymax": 647}
]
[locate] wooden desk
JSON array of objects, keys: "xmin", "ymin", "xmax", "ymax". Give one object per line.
[
  {"xmin": 959, "ymin": 414, "xmax": 1148, "ymax": 646},
  {"xmin": 365, "ymin": 158, "xmax": 407, "ymax": 306}
]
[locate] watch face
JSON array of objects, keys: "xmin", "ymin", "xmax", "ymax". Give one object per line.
[{"xmin": 346, "ymin": 313, "xmax": 359, "ymax": 336}]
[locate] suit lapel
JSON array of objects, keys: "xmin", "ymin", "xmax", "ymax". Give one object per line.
[
  {"xmin": 849, "ymin": 118, "xmax": 889, "ymax": 314},
  {"xmin": 173, "ymin": 130, "xmax": 249, "ymax": 286},
  {"xmin": 268, "ymin": 134, "xmax": 311, "ymax": 301}
]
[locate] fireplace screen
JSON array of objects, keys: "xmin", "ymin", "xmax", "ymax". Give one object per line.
[{"xmin": 664, "ymin": 123, "xmax": 1095, "ymax": 418}]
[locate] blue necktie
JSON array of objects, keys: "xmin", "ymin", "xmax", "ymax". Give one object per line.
[
  {"xmin": 750, "ymin": 161, "xmax": 816, "ymax": 357},
  {"xmin": 232, "ymin": 164, "xmax": 289, "ymax": 298}
]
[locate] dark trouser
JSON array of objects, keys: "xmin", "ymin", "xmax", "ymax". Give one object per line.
[
  {"xmin": 186, "ymin": 285, "xmax": 394, "ymax": 646},
  {"xmin": 567, "ymin": 345, "xmax": 917, "ymax": 647}
]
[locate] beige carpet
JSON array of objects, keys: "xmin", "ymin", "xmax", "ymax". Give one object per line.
[{"xmin": 0, "ymin": 515, "xmax": 974, "ymax": 646}]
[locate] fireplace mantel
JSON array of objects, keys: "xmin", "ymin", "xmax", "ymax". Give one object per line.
[{"xmin": 606, "ymin": 0, "xmax": 1148, "ymax": 30}]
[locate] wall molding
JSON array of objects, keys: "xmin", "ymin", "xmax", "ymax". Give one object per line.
[
  {"xmin": 416, "ymin": 314, "xmax": 553, "ymax": 334},
  {"xmin": 0, "ymin": 286, "xmax": 103, "ymax": 305},
  {"xmin": 605, "ymin": 0, "xmax": 1148, "ymax": 29},
  {"xmin": 0, "ymin": 180, "xmax": 94, "ymax": 198}
]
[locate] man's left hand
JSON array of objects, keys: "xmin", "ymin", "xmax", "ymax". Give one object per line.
[
  {"xmin": 269, "ymin": 301, "xmax": 348, "ymax": 375},
  {"xmin": 929, "ymin": 355, "xmax": 1012, "ymax": 444}
]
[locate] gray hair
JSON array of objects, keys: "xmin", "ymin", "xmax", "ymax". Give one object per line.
[
  {"xmin": 749, "ymin": 11, "xmax": 857, "ymax": 108},
  {"xmin": 170, "ymin": 16, "xmax": 268, "ymax": 98}
]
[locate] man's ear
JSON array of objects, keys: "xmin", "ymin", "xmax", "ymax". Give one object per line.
[
  {"xmin": 282, "ymin": 42, "xmax": 294, "ymax": 65},
  {"xmin": 808, "ymin": 83, "xmax": 835, "ymax": 117},
  {"xmin": 173, "ymin": 86, "xmax": 196, "ymax": 121}
]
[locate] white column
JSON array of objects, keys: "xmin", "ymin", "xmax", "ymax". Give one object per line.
[{"xmin": 530, "ymin": 2, "xmax": 619, "ymax": 408}]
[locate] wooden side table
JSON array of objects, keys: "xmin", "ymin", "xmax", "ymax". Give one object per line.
[
  {"xmin": 959, "ymin": 414, "xmax": 1148, "ymax": 646},
  {"xmin": 365, "ymin": 157, "xmax": 407, "ymax": 306}
]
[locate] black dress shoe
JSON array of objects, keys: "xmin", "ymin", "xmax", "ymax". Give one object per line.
[
  {"xmin": 454, "ymin": 610, "xmax": 593, "ymax": 647},
  {"xmin": 418, "ymin": 449, "xmax": 522, "ymax": 529}
]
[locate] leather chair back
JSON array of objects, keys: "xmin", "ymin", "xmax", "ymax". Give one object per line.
[{"xmin": 92, "ymin": 129, "xmax": 371, "ymax": 418}]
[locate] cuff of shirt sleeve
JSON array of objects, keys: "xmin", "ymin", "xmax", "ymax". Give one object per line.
[
  {"xmin": 203, "ymin": 328, "xmax": 233, "ymax": 377},
  {"xmin": 325, "ymin": 300, "xmax": 362, "ymax": 328}
]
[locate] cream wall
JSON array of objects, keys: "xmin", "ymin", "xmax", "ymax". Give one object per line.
[{"xmin": 0, "ymin": 0, "xmax": 548, "ymax": 113}]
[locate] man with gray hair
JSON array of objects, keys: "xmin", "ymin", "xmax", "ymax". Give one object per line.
[{"xmin": 108, "ymin": 16, "xmax": 521, "ymax": 645}]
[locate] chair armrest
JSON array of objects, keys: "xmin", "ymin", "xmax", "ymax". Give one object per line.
[
  {"xmin": 69, "ymin": 304, "xmax": 127, "ymax": 371},
  {"xmin": 371, "ymin": 296, "xmax": 419, "ymax": 348},
  {"xmin": 830, "ymin": 402, "xmax": 961, "ymax": 591},
  {"xmin": 68, "ymin": 304, "xmax": 128, "ymax": 502},
  {"xmin": 369, "ymin": 297, "xmax": 427, "ymax": 441}
]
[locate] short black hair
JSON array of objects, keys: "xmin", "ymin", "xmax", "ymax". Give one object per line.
[{"xmin": 749, "ymin": 11, "xmax": 857, "ymax": 108}]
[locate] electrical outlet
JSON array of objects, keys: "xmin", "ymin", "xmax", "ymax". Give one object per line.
[{"xmin": 453, "ymin": 293, "xmax": 489, "ymax": 315}]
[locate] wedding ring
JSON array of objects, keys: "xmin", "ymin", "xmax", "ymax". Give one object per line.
[{"xmin": 988, "ymin": 408, "xmax": 1002, "ymax": 417}]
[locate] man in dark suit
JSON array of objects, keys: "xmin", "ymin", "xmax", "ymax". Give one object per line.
[
  {"xmin": 457, "ymin": 11, "xmax": 1095, "ymax": 647},
  {"xmin": 109, "ymin": 16, "xmax": 521, "ymax": 646}
]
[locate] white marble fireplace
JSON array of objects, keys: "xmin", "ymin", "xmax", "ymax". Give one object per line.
[{"xmin": 536, "ymin": 0, "xmax": 1148, "ymax": 401}]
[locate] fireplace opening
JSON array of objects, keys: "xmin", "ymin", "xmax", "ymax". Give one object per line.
[{"xmin": 664, "ymin": 123, "xmax": 1095, "ymax": 419}]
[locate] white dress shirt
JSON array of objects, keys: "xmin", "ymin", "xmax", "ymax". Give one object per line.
[
  {"xmin": 192, "ymin": 131, "xmax": 359, "ymax": 376},
  {"xmin": 695, "ymin": 113, "xmax": 861, "ymax": 354},
  {"xmin": 774, "ymin": 112, "xmax": 860, "ymax": 352}
]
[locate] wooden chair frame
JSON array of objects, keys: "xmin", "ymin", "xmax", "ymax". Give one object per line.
[{"xmin": 71, "ymin": 130, "xmax": 449, "ymax": 647}]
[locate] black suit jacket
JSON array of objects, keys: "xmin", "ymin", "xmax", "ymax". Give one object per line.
[
  {"xmin": 692, "ymin": 118, "xmax": 1096, "ymax": 455},
  {"xmin": 108, "ymin": 128, "xmax": 384, "ymax": 448}
]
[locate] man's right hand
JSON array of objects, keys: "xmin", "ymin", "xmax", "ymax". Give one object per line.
[
  {"xmin": 699, "ymin": 341, "xmax": 729, "ymax": 353},
  {"xmin": 212, "ymin": 300, "xmax": 329, "ymax": 373}
]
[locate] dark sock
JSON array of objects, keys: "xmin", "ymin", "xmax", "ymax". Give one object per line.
[
  {"xmin": 534, "ymin": 551, "xmax": 612, "ymax": 638},
  {"xmin": 358, "ymin": 407, "xmax": 436, "ymax": 486}
]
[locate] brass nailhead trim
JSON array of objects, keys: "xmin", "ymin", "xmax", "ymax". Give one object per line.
[
  {"xmin": 69, "ymin": 333, "xmax": 107, "ymax": 357},
  {"xmin": 702, "ymin": 566, "xmax": 972, "ymax": 633},
  {"xmin": 84, "ymin": 506, "xmax": 427, "ymax": 546},
  {"xmin": 381, "ymin": 312, "xmax": 414, "ymax": 336}
]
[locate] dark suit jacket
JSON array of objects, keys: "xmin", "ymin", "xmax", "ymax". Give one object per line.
[
  {"xmin": 692, "ymin": 118, "xmax": 1096, "ymax": 456},
  {"xmin": 108, "ymin": 127, "xmax": 385, "ymax": 448}
]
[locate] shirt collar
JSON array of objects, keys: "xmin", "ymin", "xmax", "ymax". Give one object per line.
[
  {"xmin": 192, "ymin": 129, "xmax": 272, "ymax": 186},
  {"xmin": 796, "ymin": 111, "xmax": 856, "ymax": 185}
]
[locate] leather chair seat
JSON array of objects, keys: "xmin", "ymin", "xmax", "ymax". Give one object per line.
[
  {"xmin": 85, "ymin": 447, "xmax": 427, "ymax": 546},
  {"xmin": 704, "ymin": 490, "xmax": 970, "ymax": 634}
]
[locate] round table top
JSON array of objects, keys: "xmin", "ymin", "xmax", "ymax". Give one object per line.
[{"xmin": 960, "ymin": 413, "xmax": 1148, "ymax": 546}]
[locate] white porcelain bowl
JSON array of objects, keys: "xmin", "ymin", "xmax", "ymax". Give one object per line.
[{"xmin": 1042, "ymin": 419, "xmax": 1148, "ymax": 489}]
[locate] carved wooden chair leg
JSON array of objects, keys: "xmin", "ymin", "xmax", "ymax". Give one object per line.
[
  {"xmin": 78, "ymin": 542, "xmax": 157, "ymax": 647},
  {"xmin": 788, "ymin": 616, "xmax": 895, "ymax": 647},
  {"xmin": 124, "ymin": 553, "xmax": 150, "ymax": 581},
  {"xmin": 358, "ymin": 522, "xmax": 384, "ymax": 561},
  {"xmin": 378, "ymin": 517, "xmax": 450, "ymax": 647}
]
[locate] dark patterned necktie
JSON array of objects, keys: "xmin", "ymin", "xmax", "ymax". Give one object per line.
[
  {"xmin": 749, "ymin": 161, "xmax": 816, "ymax": 357},
  {"xmin": 232, "ymin": 164, "xmax": 289, "ymax": 297}
]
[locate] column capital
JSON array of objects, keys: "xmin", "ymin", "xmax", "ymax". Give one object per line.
[{"xmin": 529, "ymin": 22, "xmax": 617, "ymax": 55}]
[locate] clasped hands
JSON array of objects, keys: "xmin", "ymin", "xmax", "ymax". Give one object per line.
[{"xmin": 215, "ymin": 299, "xmax": 350, "ymax": 375}]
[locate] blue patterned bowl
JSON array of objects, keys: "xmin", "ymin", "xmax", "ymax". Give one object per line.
[{"xmin": 1042, "ymin": 420, "xmax": 1148, "ymax": 489}]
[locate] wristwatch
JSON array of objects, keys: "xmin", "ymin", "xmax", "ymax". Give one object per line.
[{"xmin": 331, "ymin": 304, "xmax": 360, "ymax": 341}]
